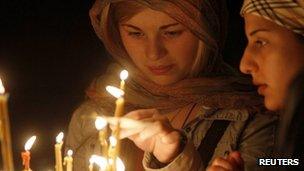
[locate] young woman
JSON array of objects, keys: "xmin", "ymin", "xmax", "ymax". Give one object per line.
[
  {"xmin": 65, "ymin": 0, "xmax": 277, "ymax": 170},
  {"xmin": 207, "ymin": 0, "xmax": 304, "ymax": 170}
]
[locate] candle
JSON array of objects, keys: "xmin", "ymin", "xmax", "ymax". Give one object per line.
[
  {"xmin": 119, "ymin": 70, "xmax": 128, "ymax": 91},
  {"xmin": 108, "ymin": 136, "xmax": 118, "ymax": 171},
  {"xmin": 0, "ymin": 78, "xmax": 14, "ymax": 171},
  {"xmin": 108, "ymin": 136, "xmax": 117, "ymax": 157},
  {"xmin": 21, "ymin": 135, "xmax": 36, "ymax": 171},
  {"xmin": 89, "ymin": 156, "xmax": 94, "ymax": 171},
  {"xmin": 95, "ymin": 116, "xmax": 108, "ymax": 157},
  {"xmin": 105, "ymin": 86, "xmax": 125, "ymax": 117},
  {"xmin": 63, "ymin": 150, "xmax": 73, "ymax": 171},
  {"xmin": 106, "ymin": 85, "xmax": 125, "ymax": 170},
  {"xmin": 55, "ymin": 132, "xmax": 64, "ymax": 171}
]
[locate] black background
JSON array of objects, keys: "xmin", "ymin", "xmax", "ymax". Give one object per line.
[{"xmin": 0, "ymin": 0, "xmax": 245, "ymax": 170}]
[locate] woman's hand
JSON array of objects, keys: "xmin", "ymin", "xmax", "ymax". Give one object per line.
[
  {"xmin": 121, "ymin": 109, "xmax": 183, "ymax": 163},
  {"xmin": 206, "ymin": 151, "xmax": 244, "ymax": 171}
]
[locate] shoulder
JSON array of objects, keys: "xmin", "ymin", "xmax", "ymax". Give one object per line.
[{"xmin": 199, "ymin": 105, "xmax": 278, "ymax": 122}]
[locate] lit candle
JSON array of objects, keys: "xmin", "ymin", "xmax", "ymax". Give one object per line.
[
  {"xmin": 108, "ymin": 136, "xmax": 117, "ymax": 157},
  {"xmin": 89, "ymin": 156, "xmax": 94, "ymax": 171},
  {"xmin": 106, "ymin": 85, "xmax": 125, "ymax": 170},
  {"xmin": 92, "ymin": 154, "xmax": 125, "ymax": 171},
  {"xmin": 63, "ymin": 149, "xmax": 73, "ymax": 171},
  {"xmin": 119, "ymin": 70, "xmax": 128, "ymax": 91},
  {"xmin": 95, "ymin": 116, "xmax": 108, "ymax": 157},
  {"xmin": 21, "ymin": 135, "xmax": 36, "ymax": 171},
  {"xmin": 0, "ymin": 78, "xmax": 14, "ymax": 171},
  {"xmin": 55, "ymin": 132, "xmax": 64, "ymax": 171},
  {"xmin": 108, "ymin": 136, "xmax": 118, "ymax": 171},
  {"xmin": 105, "ymin": 86, "xmax": 124, "ymax": 117}
]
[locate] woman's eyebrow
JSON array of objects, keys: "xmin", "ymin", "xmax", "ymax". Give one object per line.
[
  {"xmin": 249, "ymin": 28, "xmax": 270, "ymax": 36},
  {"xmin": 121, "ymin": 22, "xmax": 180, "ymax": 31},
  {"xmin": 121, "ymin": 24, "xmax": 142, "ymax": 31},
  {"xmin": 159, "ymin": 23, "xmax": 180, "ymax": 30}
]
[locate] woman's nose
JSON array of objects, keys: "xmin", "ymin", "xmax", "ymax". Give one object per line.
[
  {"xmin": 145, "ymin": 37, "xmax": 167, "ymax": 60},
  {"xmin": 239, "ymin": 46, "xmax": 258, "ymax": 75}
]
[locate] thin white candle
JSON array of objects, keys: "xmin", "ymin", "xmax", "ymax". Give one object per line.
[
  {"xmin": 95, "ymin": 116, "xmax": 108, "ymax": 157},
  {"xmin": 106, "ymin": 86, "xmax": 124, "ymax": 117},
  {"xmin": 63, "ymin": 150, "xmax": 73, "ymax": 171},
  {"xmin": 0, "ymin": 78, "xmax": 14, "ymax": 171},
  {"xmin": 119, "ymin": 70, "xmax": 128, "ymax": 90},
  {"xmin": 55, "ymin": 132, "xmax": 64, "ymax": 171}
]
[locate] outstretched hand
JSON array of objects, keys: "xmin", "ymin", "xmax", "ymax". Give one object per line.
[{"xmin": 121, "ymin": 109, "xmax": 183, "ymax": 163}]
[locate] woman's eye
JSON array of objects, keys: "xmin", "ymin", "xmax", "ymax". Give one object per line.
[
  {"xmin": 164, "ymin": 30, "xmax": 183, "ymax": 38},
  {"xmin": 254, "ymin": 39, "xmax": 267, "ymax": 47},
  {"xmin": 128, "ymin": 31, "xmax": 144, "ymax": 38}
]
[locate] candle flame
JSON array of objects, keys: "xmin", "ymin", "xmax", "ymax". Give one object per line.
[
  {"xmin": 67, "ymin": 149, "xmax": 73, "ymax": 156},
  {"xmin": 89, "ymin": 155, "xmax": 107, "ymax": 170},
  {"xmin": 109, "ymin": 136, "xmax": 117, "ymax": 147},
  {"xmin": 56, "ymin": 132, "xmax": 64, "ymax": 143},
  {"xmin": 0, "ymin": 78, "xmax": 5, "ymax": 94},
  {"xmin": 106, "ymin": 86, "xmax": 124, "ymax": 98},
  {"xmin": 116, "ymin": 157, "xmax": 126, "ymax": 171},
  {"xmin": 89, "ymin": 155, "xmax": 125, "ymax": 171},
  {"xmin": 95, "ymin": 117, "xmax": 107, "ymax": 130},
  {"xmin": 120, "ymin": 70, "xmax": 129, "ymax": 81},
  {"xmin": 24, "ymin": 136, "xmax": 37, "ymax": 151}
]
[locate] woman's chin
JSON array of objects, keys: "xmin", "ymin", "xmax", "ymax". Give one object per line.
[
  {"xmin": 149, "ymin": 75, "xmax": 180, "ymax": 86},
  {"xmin": 264, "ymin": 96, "xmax": 283, "ymax": 112}
]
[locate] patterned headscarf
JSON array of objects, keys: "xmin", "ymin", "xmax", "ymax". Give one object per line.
[
  {"xmin": 241, "ymin": 0, "xmax": 304, "ymax": 36},
  {"xmin": 86, "ymin": 0, "xmax": 263, "ymax": 115}
]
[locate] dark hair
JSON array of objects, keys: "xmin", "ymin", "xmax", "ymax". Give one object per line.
[
  {"xmin": 295, "ymin": 33, "xmax": 304, "ymax": 44},
  {"xmin": 276, "ymin": 69, "xmax": 304, "ymax": 161}
]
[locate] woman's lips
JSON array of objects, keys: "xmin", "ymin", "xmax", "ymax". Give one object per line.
[
  {"xmin": 257, "ymin": 84, "xmax": 268, "ymax": 95},
  {"xmin": 147, "ymin": 65, "xmax": 174, "ymax": 75}
]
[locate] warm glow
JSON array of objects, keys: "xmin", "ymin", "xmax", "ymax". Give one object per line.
[
  {"xmin": 89, "ymin": 155, "xmax": 107, "ymax": 170},
  {"xmin": 120, "ymin": 70, "xmax": 129, "ymax": 81},
  {"xmin": 116, "ymin": 157, "xmax": 126, "ymax": 171},
  {"xmin": 0, "ymin": 78, "xmax": 5, "ymax": 94},
  {"xmin": 67, "ymin": 150, "xmax": 73, "ymax": 157},
  {"xmin": 90, "ymin": 155, "xmax": 125, "ymax": 171},
  {"xmin": 106, "ymin": 86, "xmax": 124, "ymax": 98},
  {"xmin": 24, "ymin": 136, "xmax": 37, "ymax": 151},
  {"xmin": 89, "ymin": 156, "xmax": 94, "ymax": 165},
  {"xmin": 95, "ymin": 117, "xmax": 107, "ymax": 130},
  {"xmin": 56, "ymin": 132, "xmax": 64, "ymax": 143},
  {"xmin": 109, "ymin": 136, "xmax": 117, "ymax": 147}
]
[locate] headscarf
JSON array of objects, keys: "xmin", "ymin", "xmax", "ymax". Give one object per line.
[
  {"xmin": 241, "ymin": 0, "xmax": 304, "ymax": 36},
  {"xmin": 87, "ymin": 0, "xmax": 264, "ymax": 115}
]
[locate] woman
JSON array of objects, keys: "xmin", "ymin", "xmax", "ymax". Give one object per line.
[
  {"xmin": 207, "ymin": 0, "xmax": 304, "ymax": 170},
  {"xmin": 65, "ymin": 0, "xmax": 277, "ymax": 170}
]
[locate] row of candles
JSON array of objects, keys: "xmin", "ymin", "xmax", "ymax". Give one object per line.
[{"xmin": 0, "ymin": 69, "xmax": 129, "ymax": 171}]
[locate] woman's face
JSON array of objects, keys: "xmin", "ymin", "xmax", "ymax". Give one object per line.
[
  {"xmin": 240, "ymin": 14, "xmax": 304, "ymax": 111},
  {"xmin": 119, "ymin": 8, "xmax": 199, "ymax": 85}
]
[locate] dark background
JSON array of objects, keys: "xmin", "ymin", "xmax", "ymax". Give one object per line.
[{"xmin": 0, "ymin": 0, "xmax": 245, "ymax": 170}]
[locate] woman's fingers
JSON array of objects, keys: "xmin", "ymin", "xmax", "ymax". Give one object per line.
[
  {"xmin": 211, "ymin": 157, "xmax": 234, "ymax": 170},
  {"xmin": 139, "ymin": 120, "xmax": 171, "ymax": 140},
  {"xmin": 124, "ymin": 108, "xmax": 158, "ymax": 120},
  {"xmin": 161, "ymin": 131, "xmax": 180, "ymax": 144},
  {"xmin": 227, "ymin": 151, "xmax": 244, "ymax": 170},
  {"xmin": 119, "ymin": 128, "xmax": 142, "ymax": 139},
  {"xmin": 206, "ymin": 165, "xmax": 229, "ymax": 171},
  {"xmin": 229, "ymin": 151, "xmax": 244, "ymax": 165}
]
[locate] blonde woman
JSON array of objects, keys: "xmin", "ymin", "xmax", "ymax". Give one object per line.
[
  {"xmin": 66, "ymin": 0, "xmax": 277, "ymax": 170},
  {"xmin": 207, "ymin": 0, "xmax": 304, "ymax": 170}
]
